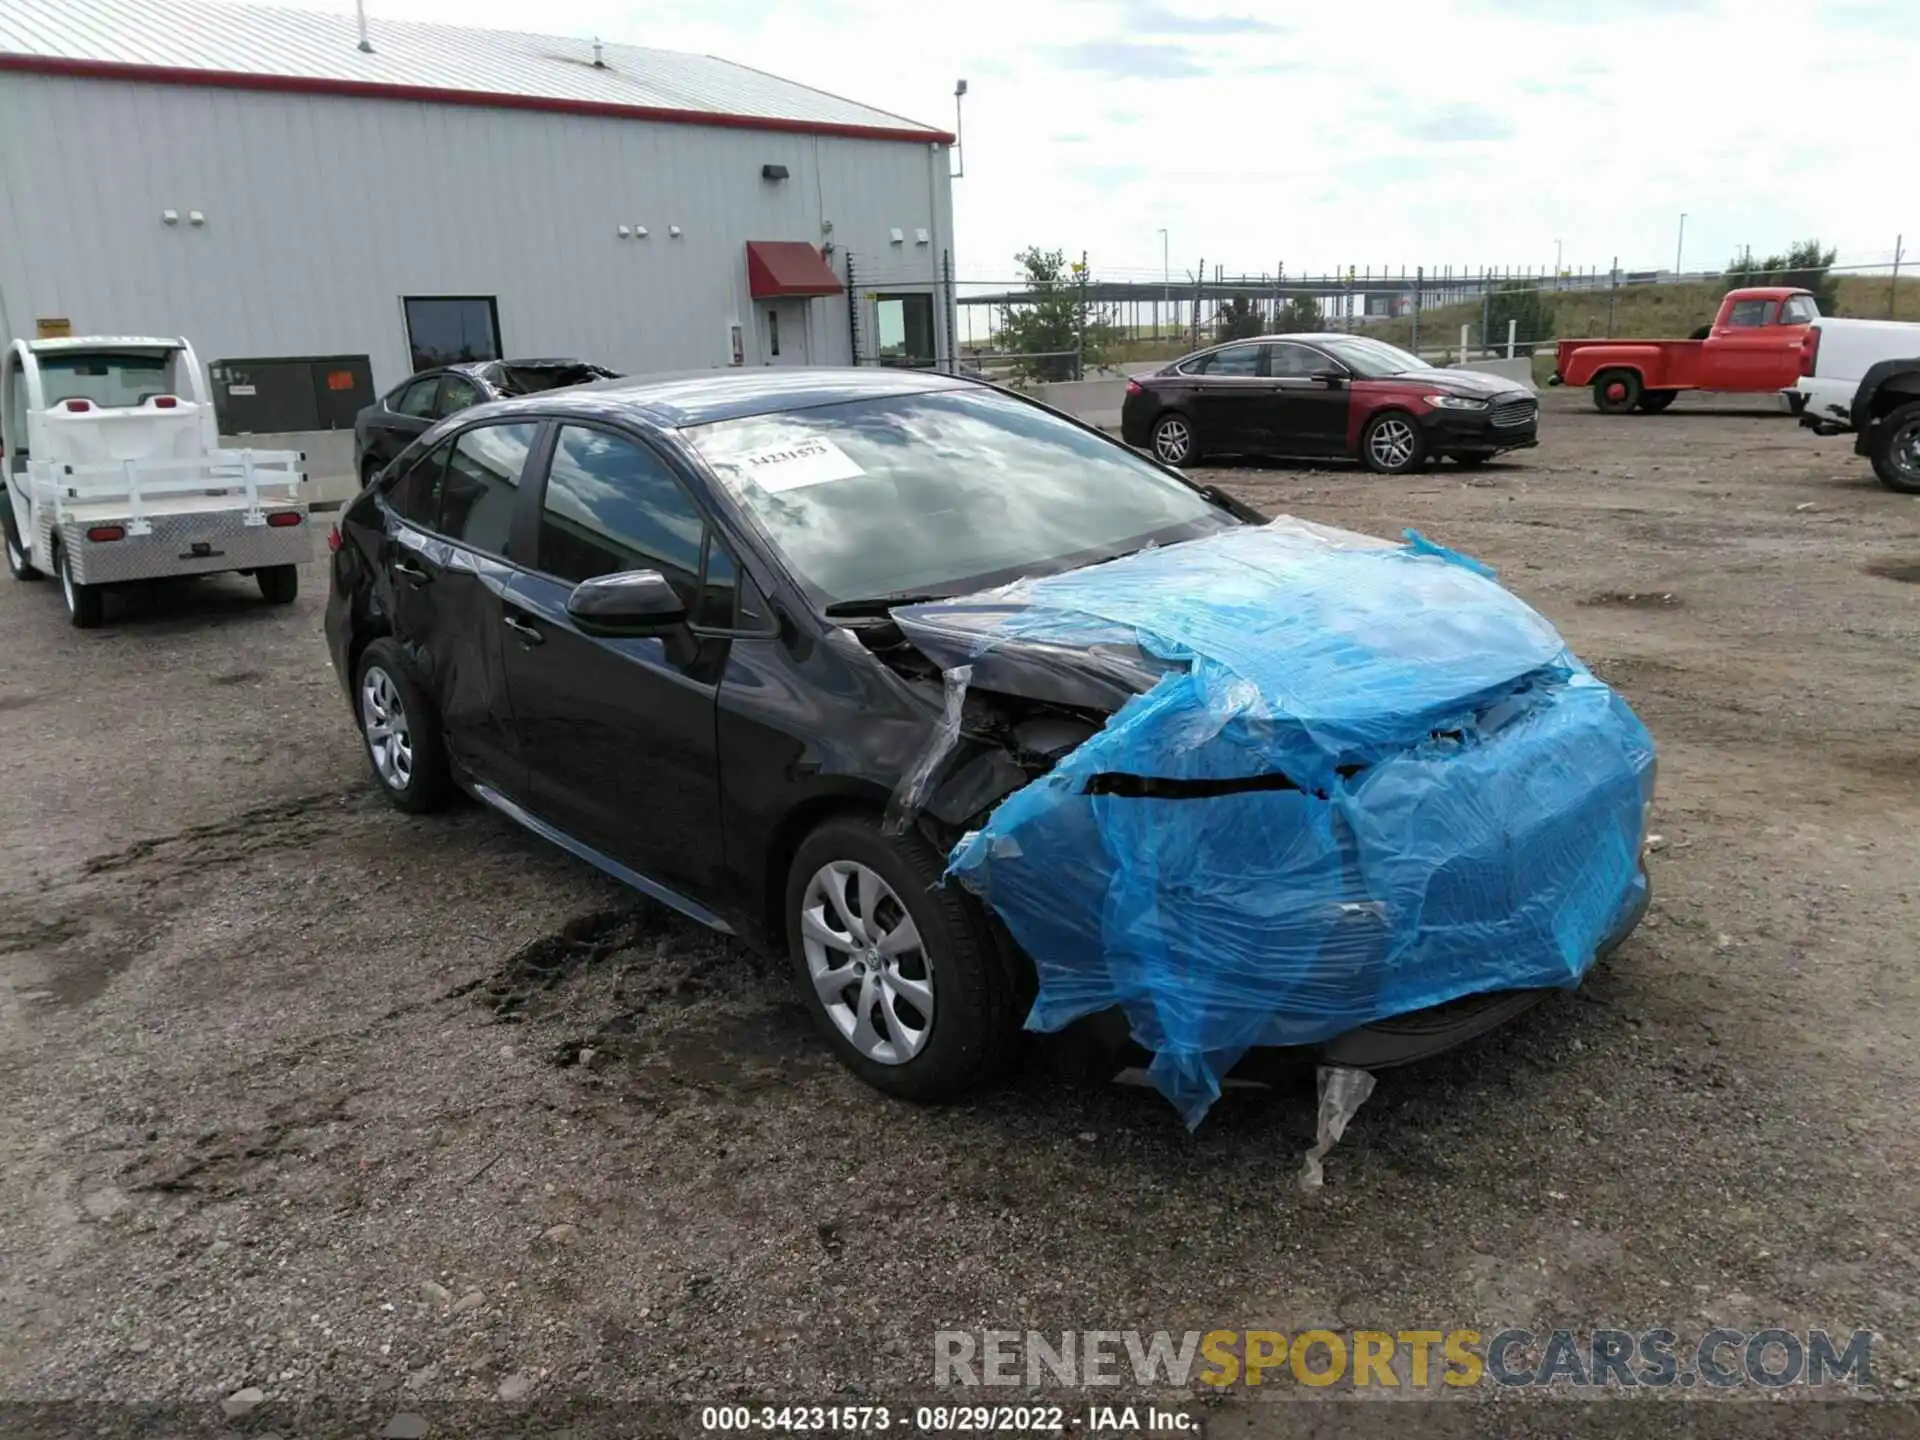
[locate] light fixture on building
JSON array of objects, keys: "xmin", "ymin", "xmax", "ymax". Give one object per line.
[
  {"xmin": 669, "ymin": 225, "xmax": 683, "ymax": 238},
  {"xmin": 635, "ymin": 225, "xmax": 648, "ymax": 238},
  {"xmin": 889, "ymin": 227, "xmax": 904, "ymax": 246},
  {"xmin": 915, "ymin": 228, "xmax": 930, "ymax": 245},
  {"xmin": 162, "ymin": 209, "xmax": 180, "ymax": 225},
  {"xmin": 761, "ymin": 164, "xmax": 789, "ymax": 181},
  {"xmin": 188, "ymin": 210, "xmax": 206, "ymax": 226},
  {"xmin": 617, "ymin": 224, "xmax": 631, "ymax": 238}
]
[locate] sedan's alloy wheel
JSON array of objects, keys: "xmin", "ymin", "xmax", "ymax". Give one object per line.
[
  {"xmin": 360, "ymin": 665, "xmax": 414, "ymax": 791},
  {"xmin": 800, "ymin": 859, "xmax": 934, "ymax": 1064},
  {"xmin": 1368, "ymin": 417, "xmax": 1417, "ymax": 470},
  {"xmin": 1152, "ymin": 416, "xmax": 1192, "ymax": 464}
]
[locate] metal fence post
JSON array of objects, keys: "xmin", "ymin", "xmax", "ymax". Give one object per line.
[
  {"xmin": 940, "ymin": 248, "xmax": 957, "ymax": 373},
  {"xmin": 1507, "ymin": 318, "xmax": 1517, "ymax": 359},
  {"xmin": 1412, "ymin": 265, "xmax": 1422, "ymax": 355},
  {"xmin": 1892, "ymin": 234, "xmax": 1905, "ymax": 320},
  {"xmin": 846, "ymin": 251, "xmax": 860, "ymax": 365},
  {"xmin": 1481, "ymin": 268, "xmax": 1492, "ymax": 357},
  {"xmin": 1608, "ymin": 256, "xmax": 1619, "ymax": 338}
]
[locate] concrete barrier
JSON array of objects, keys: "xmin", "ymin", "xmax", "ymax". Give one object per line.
[
  {"xmin": 222, "ymin": 429, "xmax": 358, "ymax": 507},
  {"xmin": 1452, "ymin": 358, "xmax": 1537, "ymax": 391},
  {"xmin": 1029, "ymin": 377, "xmax": 1129, "ymax": 433}
]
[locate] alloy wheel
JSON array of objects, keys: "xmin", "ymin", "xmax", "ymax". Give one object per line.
[
  {"xmin": 1369, "ymin": 417, "xmax": 1417, "ymax": 470},
  {"xmin": 360, "ymin": 665, "xmax": 414, "ymax": 791},
  {"xmin": 799, "ymin": 859, "xmax": 934, "ymax": 1065},
  {"xmin": 1153, "ymin": 416, "xmax": 1192, "ymax": 464},
  {"xmin": 1895, "ymin": 419, "xmax": 1920, "ymax": 484}
]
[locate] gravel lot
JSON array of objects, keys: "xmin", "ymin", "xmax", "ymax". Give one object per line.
[{"xmin": 1, "ymin": 392, "xmax": 1916, "ymax": 1437}]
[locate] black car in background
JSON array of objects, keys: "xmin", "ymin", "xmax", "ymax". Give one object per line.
[
  {"xmin": 352, "ymin": 358, "xmax": 617, "ymax": 486},
  {"xmin": 1120, "ymin": 333, "xmax": 1539, "ymax": 473}
]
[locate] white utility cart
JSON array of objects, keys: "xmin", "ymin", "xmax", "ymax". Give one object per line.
[{"xmin": 2, "ymin": 335, "xmax": 312, "ymax": 627}]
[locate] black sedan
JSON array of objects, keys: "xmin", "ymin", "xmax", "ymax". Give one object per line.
[
  {"xmin": 1120, "ymin": 333, "xmax": 1539, "ymax": 473},
  {"xmin": 324, "ymin": 368, "xmax": 1646, "ymax": 1115},
  {"xmin": 352, "ymin": 358, "xmax": 617, "ymax": 487}
]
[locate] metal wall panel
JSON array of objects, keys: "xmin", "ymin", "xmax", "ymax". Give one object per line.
[{"xmin": 0, "ymin": 74, "xmax": 955, "ymax": 391}]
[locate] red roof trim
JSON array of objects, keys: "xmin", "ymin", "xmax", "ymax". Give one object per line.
[
  {"xmin": 746, "ymin": 240, "xmax": 845, "ymax": 299},
  {"xmin": 0, "ymin": 53, "xmax": 957, "ymax": 145}
]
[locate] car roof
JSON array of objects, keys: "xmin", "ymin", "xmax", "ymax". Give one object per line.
[{"xmin": 469, "ymin": 366, "xmax": 978, "ymax": 428}]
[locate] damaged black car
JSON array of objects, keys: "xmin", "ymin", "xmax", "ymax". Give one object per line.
[{"xmin": 324, "ymin": 369, "xmax": 1653, "ymax": 1123}]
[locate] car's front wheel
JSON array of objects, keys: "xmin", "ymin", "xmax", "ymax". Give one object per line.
[
  {"xmin": 1870, "ymin": 400, "xmax": 1920, "ymax": 494},
  {"xmin": 1636, "ymin": 389, "xmax": 1678, "ymax": 413},
  {"xmin": 1150, "ymin": 412, "xmax": 1197, "ymax": 467},
  {"xmin": 1361, "ymin": 412, "xmax": 1425, "ymax": 474},
  {"xmin": 354, "ymin": 638, "xmax": 452, "ymax": 813},
  {"xmin": 786, "ymin": 815, "xmax": 1019, "ymax": 1102}
]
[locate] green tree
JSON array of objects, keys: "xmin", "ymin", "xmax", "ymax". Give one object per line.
[
  {"xmin": 996, "ymin": 247, "xmax": 1116, "ymax": 381},
  {"xmin": 1723, "ymin": 239, "xmax": 1839, "ymax": 313},
  {"xmin": 1485, "ymin": 280, "xmax": 1558, "ymax": 349},
  {"xmin": 1273, "ymin": 295, "xmax": 1324, "ymax": 332}
]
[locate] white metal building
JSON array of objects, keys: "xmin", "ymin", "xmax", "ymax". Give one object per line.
[{"xmin": 0, "ymin": 0, "xmax": 957, "ymax": 429}]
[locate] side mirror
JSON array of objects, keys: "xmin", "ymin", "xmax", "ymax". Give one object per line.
[
  {"xmin": 1310, "ymin": 369, "xmax": 1346, "ymax": 388},
  {"xmin": 566, "ymin": 569, "xmax": 685, "ymax": 635}
]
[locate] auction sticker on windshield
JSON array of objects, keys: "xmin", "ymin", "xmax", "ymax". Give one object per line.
[{"xmin": 728, "ymin": 436, "xmax": 866, "ymax": 494}]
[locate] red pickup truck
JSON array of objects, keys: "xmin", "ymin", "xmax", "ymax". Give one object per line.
[{"xmin": 1551, "ymin": 286, "xmax": 1819, "ymax": 413}]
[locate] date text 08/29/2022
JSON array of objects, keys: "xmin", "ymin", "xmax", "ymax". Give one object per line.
[{"xmin": 698, "ymin": 1404, "xmax": 1197, "ymax": 1434}]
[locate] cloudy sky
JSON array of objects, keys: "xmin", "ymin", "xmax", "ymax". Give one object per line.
[{"xmin": 290, "ymin": 0, "xmax": 1907, "ymax": 284}]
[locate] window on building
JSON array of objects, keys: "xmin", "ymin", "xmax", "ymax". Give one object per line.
[
  {"xmin": 404, "ymin": 297, "xmax": 502, "ymax": 371},
  {"xmin": 536, "ymin": 425, "xmax": 707, "ymax": 602},
  {"xmin": 438, "ymin": 422, "xmax": 538, "ymax": 556},
  {"xmin": 875, "ymin": 293, "xmax": 936, "ymax": 367}
]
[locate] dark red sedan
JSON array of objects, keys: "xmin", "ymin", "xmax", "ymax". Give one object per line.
[{"xmin": 1120, "ymin": 333, "xmax": 1539, "ymax": 473}]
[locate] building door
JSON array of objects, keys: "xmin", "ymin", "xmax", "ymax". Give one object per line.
[{"xmin": 761, "ymin": 301, "xmax": 811, "ymax": 367}]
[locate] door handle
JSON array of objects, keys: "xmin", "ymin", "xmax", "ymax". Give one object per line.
[
  {"xmin": 392, "ymin": 558, "xmax": 431, "ymax": 586},
  {"xmin": 503, "ymin": 613, "xmax": 545, "ymax": 645}
]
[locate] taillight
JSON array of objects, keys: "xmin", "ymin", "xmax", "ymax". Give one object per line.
[
  {"xmin": 86, "ymin": 524, "xmax": 125, "ymax": 542},
  {"xmin": 1125, "ymin": 379, "xmax": 1142, "ymax": 397},
  {"xmin": 326, "ymin": 523, "xmax": 343, "ymax": 553},
  {"xmin": 153, "ymin": 395, "xmax": 178, "ymax": 409},
  {"xmin": 266, "ymin": 510, "xmax": 303, "ymax": 528},
  {"xmin": 63, "ymin": 398, "xmax": 93, "ymax": 413},
  {"xmin": 1799, "ymin": 328, "xmax": 1821, "ymax": 378}
]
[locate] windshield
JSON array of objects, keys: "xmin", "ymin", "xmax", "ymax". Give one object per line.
[
  {"xmin": 36, "ymin": 351, "xmax": 177, "ymax": 408},
  {"xmin": 1316, "ymin": 336, "xmax": 1428, "ymax": 378},
  {"xmin": 688, "ymin": 387, "xmax": 1235, "ymax": 604}
]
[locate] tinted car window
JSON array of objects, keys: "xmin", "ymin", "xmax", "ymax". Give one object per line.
[
  {"xmin": 387, "ymin": 441, "xmax": 450, "ymax": 524},
  {"xmin": 1726, "ymin": 299, "xmax": 1778, "ymax": 328},
  {"xmin": 536, "ymin": 425, "xmax": 706, "ymax": 598},
  {"xmin": 1779, "ymin": 295, "xmax": 1818, "ymax": 324},
  {"xmin": 689, "ymin": 388, "xmax": 1232, "ymax": 604},
  {"xmin": 696, "ymin": 535, "xmax": 738, "ymax": 628},
  {"xmin": 1266, "ymin": 343, "xmax": 1329, "ymax": 378},
  {"xmin": 394, "ymin": 378, "xmax": 440, "ymax": 418},
  {"xmin": 1187, "ymin": 347, "xmax": 1258, "ymax": 377},
  {"xmin": 439, "ymin": 422, "xmax": 538, "ymax": 556},
  {"xmin": 438, "ymin": 375, "xmax": 483, "ymax": 416}
]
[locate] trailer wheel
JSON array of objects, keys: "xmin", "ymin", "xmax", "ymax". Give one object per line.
[
  {"xmin": 1636, "ymin": 390, "xmax": 1678, "ymax": 414},
  {"xmin": 1592, "ymin": 369, "xmax": 1642, "ymax": 415},
  {"xmin": 1869, "ymin": 401, "xmax": 1920, "ymax": 494},
  {"xmin": 3, "ymin": 506, "xmax": 40, "ymax": 581},
  {"xmin": 56, "ymin": 544, "xmax": 103, "ymax": 629},
  {"xmin": 257, "ymin": 565, "xmax": 299, "ymax": 604}
]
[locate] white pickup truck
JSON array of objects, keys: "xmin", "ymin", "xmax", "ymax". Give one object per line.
[
  {"xmin": 1791, "ymin": 317, "xmax": 1920, "ymax": 492},
  {"xmin": 3, "ymin": 335, "xmax": 312, "ymax": 626}
]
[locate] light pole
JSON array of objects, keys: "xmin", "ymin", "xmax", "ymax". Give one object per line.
[
  {"xmin": 1156, "ymin": 227, "xmax": 1168, "ymax": 338},
  {"xmin": 1676, "ymin": 213, "xmax": 1687, "ymax": 276},
  {"xmin": 951, "ymin": 80, "xmax": 967, "ymax": 179},
  {"xmin": 1554, "ymin": 238, "xmax": 1562, "ymax": 287}
]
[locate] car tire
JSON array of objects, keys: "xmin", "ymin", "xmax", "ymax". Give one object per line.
[
  {"xmin": 1869, "ymin": 400, "xmax": 1920, "ymax": 494},
  {"xmin": 354, "ymin": 637, "xmax": 453, "ymax": 814},
  {"xmin": 1361, "ymin": 411, "xmax": 1425, "ymax": 474},
  {"xmin": 1636, "ymin": 390, "xmax": 1678, "ymax": 414},
  {"xmin": 786, "ymin": 814, "xmax": 1019, "ymax": 1103},
  {"xmin": 56, "ymin": 544, "xmax": 104, "ymax": 629},
  {"xmin": 3, "ymin": 505, "xmax": 40, "ymax": 581},
  {"xmin": 1592, "ymin": 369, "xmax": 1642, "ymax": 415},
  {"xmin": 257, "ymin": 564, "xmax": 299, "ymax": 604},
  {"xmin": 1150, "ymin": 412, "xmax": 1198, "ymax": 467}
]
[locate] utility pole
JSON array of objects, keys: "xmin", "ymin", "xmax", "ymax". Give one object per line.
[
  {"xmin": 1156, "ymin": 227, "xmax": 1168, "ymax": 340},
  {"xmin": 1554, "ymin": 238, "xmax": 1562, "ymax": 287},
  {"xmin": 1893, "ymin": 234, "xmax": 1905, "ymax": 320},
  {"xmin": 1676, "ymin": 213, "xmax": 1687, "ymax": 276}
]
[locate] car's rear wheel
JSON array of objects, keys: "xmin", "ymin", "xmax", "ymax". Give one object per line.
[
  {"xmin": 355, "ymin": 638, "xmax": 452, "ymax": 813},
  {"xmin": 1636, "ymin": 389, "xmax": 1678, "ymax": 413},
  {"xmin": 1870, "ymin": 401, "xmax": 1920, "ymax": 494},
  {"xmin": 257, "ymin": 564, "xmax": 299, "ymax": 604},
  {"xmin": 1361, "ymin": 412, "xmax": 1424, "ymax": 474},
  {"xmin": 56, "ymin": 544, "xmax": 103, "ymax": 628},
  {"xmin": 1151, "ymin": 412, "xmax": 1196, "ymax": 467},
  {"xmin": 786, "ymin": 815, "xmax": 1018, "ymax": 1102},
  {"xmin": 3, "ymin": 506, "xmax": 39, "ymax": 581},
  {"xmin": 1592, "ymin": 369, "xmax": 1642, "ymax": 414}
]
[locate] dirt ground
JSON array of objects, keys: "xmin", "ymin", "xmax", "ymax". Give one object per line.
[{"xmin": 1, "ymin": 391, "xmax": 1916, "ymax": 1438}]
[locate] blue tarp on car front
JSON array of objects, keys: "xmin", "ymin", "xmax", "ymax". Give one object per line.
[{"xmin": 891, "ymin": 519, "xmax": 1655, "ymax": 1127}]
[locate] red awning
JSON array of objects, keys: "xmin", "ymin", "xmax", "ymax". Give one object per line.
[{"xmin": 746, "ymin": 241, "xmax": 845, "ymax": 299}]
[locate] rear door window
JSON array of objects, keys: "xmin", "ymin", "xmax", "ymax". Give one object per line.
[
  {"xmin": 1779, "ymin": 295, "xmax": 1818, "ymax": 324},
  {"xmin": 437, "ymin": 422, "xmax": 539, "ymax": 557},
  {"xmin": 394, "ymin": 378, "xmax": 441, "ymax": 417},
  {"xmin": 437, "ymin": 375, "xmax": 483, "ymax": 416},
  {"xmin": 386, "ymin": 441, "xmax": 450, "ymax": 525}
]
